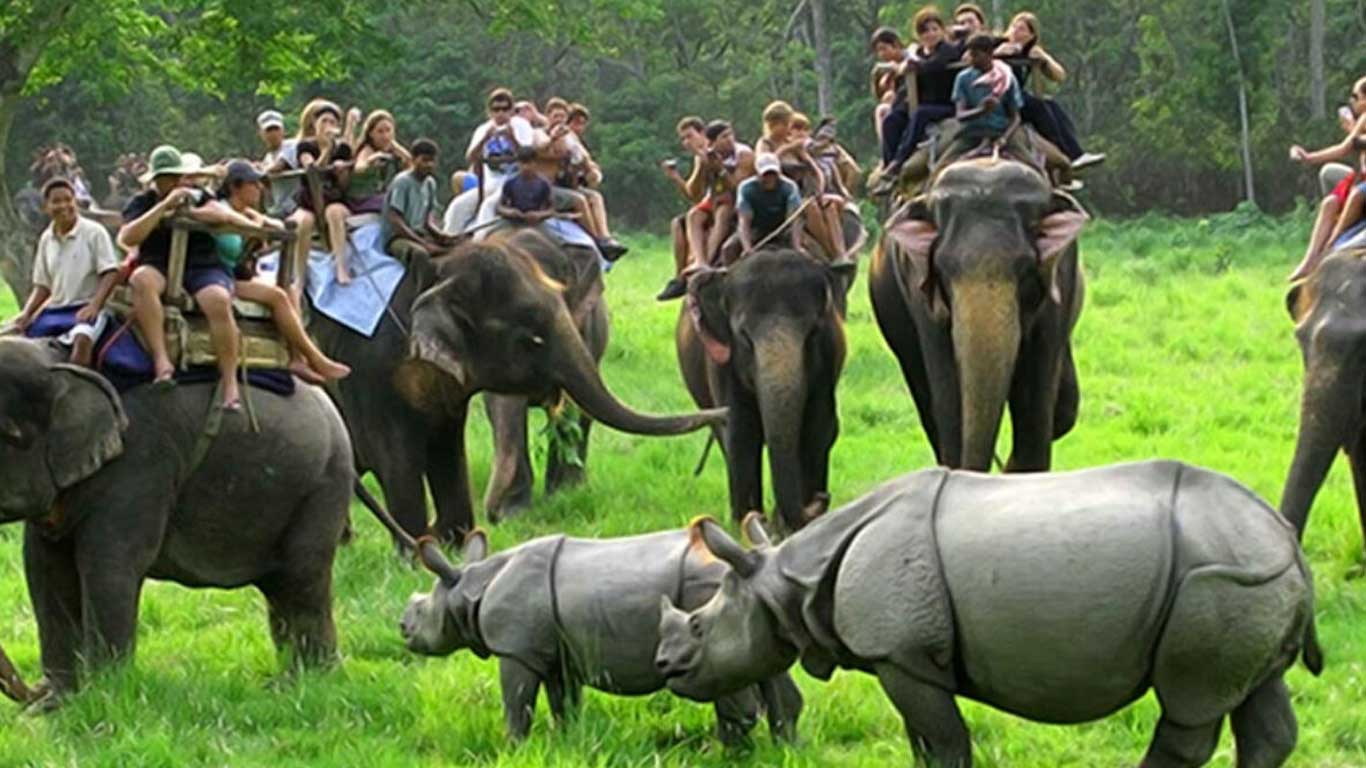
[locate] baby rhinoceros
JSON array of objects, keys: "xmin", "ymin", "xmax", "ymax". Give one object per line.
[
  {"xmin": 401, "ymin": 529, "xmax": 802, "ymax": 743},
  {"xmin": 656, "ymin": 461, "xmax": 1322, "ymax": 768}
]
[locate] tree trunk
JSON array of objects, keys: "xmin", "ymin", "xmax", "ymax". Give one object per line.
[
  {"xmin": 1222, "ymin": 0, "xmax": 1256, "ymax": 208},
  {"xmin": 1310, "ymin": 0, "xmax": 1326, "ymax": 120},
  {"xmin": 810, "ymin": 0, "xmax": 833, "ymax": 117},
  {"xmin": 0, "ymin": 90, "xmax": 34, "ymax": 306}
]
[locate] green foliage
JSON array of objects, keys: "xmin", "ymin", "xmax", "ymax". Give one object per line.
[{"xmin": 0, "ymin": 220, "xmax": 1363, "ymax": 765}]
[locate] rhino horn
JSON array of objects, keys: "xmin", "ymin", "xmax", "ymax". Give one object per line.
[
  {"xmin": 690, "ymin": 517, "xmax": 758, "ymax": 577},
  {"xmin": 741, "ymin": 511, "xmax": 772, "ymax": 548},
  {"xmin": 417, "ymin": 536, "xmax": 462, "ymax": 586},
  {"xmin": 462, "ymin": 528, "xmax": 490, "ymax": 562}
]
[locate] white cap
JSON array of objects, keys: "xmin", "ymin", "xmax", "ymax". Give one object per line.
[
  {"xmin": 755, "ymin": 153, "xmax": 781, "ymax": 175},
  {"xmin": 257, "ymin": 110, "xmax": 285, "ymax": 130}
]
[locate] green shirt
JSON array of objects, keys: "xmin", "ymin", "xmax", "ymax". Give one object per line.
[
  {"xmin": 737, "ymin": 176, "xmax": 802, "ymax": 241},
  {"xmin": 382, "ymin": 170, "xmax": 438, "ymax": 245},
  {"xmin": 214, "ymin": 232, "xmax": 245, "ymax": 271}
]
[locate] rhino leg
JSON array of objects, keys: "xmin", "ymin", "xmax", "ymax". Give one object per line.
[
  {"xmin": 1140, "ymin": 717, "xmax": 1222, "ymax": 768},
  {"xmin": 499, "ymin": 657, "xmax": 542, "ymax": 740},
  {"xmin": 874, "ymin": 664, "xmax": 970, "ymax": 768},
  {"xmin": 713, "ymin": 687, "xmax": 761, "ymax": 746},
  {"xmin": 1230, "ymin": 676, "xmax": 1297, "ymax": 768},
  {"xmin": 544, "ymin": 667, "xmax": 582, "ymax": 724},
  {"xmin": 758, "ymin": 673, "xmax": 803, "ymax": 742}
]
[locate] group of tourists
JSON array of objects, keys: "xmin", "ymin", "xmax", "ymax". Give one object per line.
[
  {"xmin": 1288, "ymin": 76, "xmax": 1366, "ymax": 281},
  {"xmin": 657, "ymin": 101, "xmax": 860, "ymax": 300},
  {"xmin": 869, "ymin": 3, "xmax": 1103, "ymax": 190}
]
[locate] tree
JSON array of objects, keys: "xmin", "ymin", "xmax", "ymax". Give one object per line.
[
  {"xmin": 1310, "ymin": 0, "xmax": 1325, "ymax": 120},
  {"xmin": 1222, "ymin": 0, "xmax": 1256, "ymax": 207}
]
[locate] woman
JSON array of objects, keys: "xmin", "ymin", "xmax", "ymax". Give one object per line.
[
  {"xmin": 288, "ymin": 99, "xmax": 359, "ymax": 285},
  {"xmin": 216, "ymin": 160, "xmax": 351, "ymax": 384},
  {"xmin": 994, "ymin": 12, "xmax": 1103, "ymax": 170},
  {"xmin": 348, "ymin": 109, "xmax": 411, "ymax": 215},
  {"xmin": 1289, "ymin": 76, "xmax": 1366, "ymax": 280},
  {"xmin": 880, "ymin": 6, "xmax": 961, "ymax": 177}
]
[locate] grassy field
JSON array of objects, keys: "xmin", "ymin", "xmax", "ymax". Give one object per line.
[{"xmin": 1, "ymin": 212, "xmax": 1364, "ymax": 767}]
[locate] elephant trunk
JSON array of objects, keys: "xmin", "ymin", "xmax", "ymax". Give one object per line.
[
  {"xmin": 553, "ymin": 312, "xmax": 726, "ymax": 436},
  {"xmin": 1280, "ymin": 354, "xmax": 1362, "ymax": 536},
  {"xmin": 755, "ymin": 330, "xmax": 809, "ymax": 531},
  {"xmin": 951, "ymin": 280, "xmax": 1020, "ymax": 471}
]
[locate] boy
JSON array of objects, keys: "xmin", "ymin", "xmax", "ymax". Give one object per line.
[
  {"xmin": 497, "ymin": 146, "xmax": 554, "ymax": 225},
  {"xmin": 384, "ymin": 139, "xmax": 450, "ymax": 260},
  {"xmin": 11, "ymin": 177, "xmax": 120, "ymax": 367},
  {"xmin": 953, "ymin": 33, "xmax": 1024, "ymax": 146}
]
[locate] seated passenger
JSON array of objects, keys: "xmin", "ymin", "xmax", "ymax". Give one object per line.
[
  {"xmin": 995, "ymin": 12, "xmax": 1105, "ymax": 170},
  {"xmin": 737, "ymin": 153, "xmax": 803, "ymax": 255},
  {"xmin": 467, "ymin": 88, "xmax": 535, "ymax": 190},
  {"xmin": 657, "ymin": 120, "xmax": 754, "ymax": 300},
  {"xmin": 534, "ymin": 98, "xmax": 616, "ymax": 253},
  {"xmin": 869, "ymin": 27, "xmax": 908, "ymax": 148},
  {"xmin": 563, "ymin": 103, "xmax": 627, "ymax": 258},
  {"xmin": 949, "ymin": 3, "xmax": 989, "ymax": 43},
  {"xmin": 661, "ymin": 116, "xmax": 711, "ymax": 279},
  {"xmin": 496, "ymin": 146, "xmax": 555, "ymax": 226},
  {"xmin": 881, "ymin": 7, "xmax": 962, "ymax": 177},
  {"xmin": 283, "ymin": 99, "xmax": 354, "ymax": 294},
  {"xmin": 787, "ymin": 114, "xmax": 845, "ymax": 262},
  {"xmin": 10, "ymin": 177, "xmax": 121, "ymax": 367},
  {"xmin": 348, "ymin": 109, "xmax": 412, "ymax": 216},
  {"xmin": 120, "ymin": 145, "xmax": 262, "ymax": 408},
  {"xmin": 383, "ymin": 139, "xmax": 451, "ymax": 261},
  {"xmin": 953, "ymin": 33, "xmax": 1024, "ymax": 146},
  {"xmin": 1289, "ymin": 76, "xmax": 1366, "ymax": 280},
  {"xmin": 214, "ymin": 160, "xmax": 350, "ymax": 384},
  {"xmin": 257, "ymin": 110, "xmax": 293, "ymax": 170}
]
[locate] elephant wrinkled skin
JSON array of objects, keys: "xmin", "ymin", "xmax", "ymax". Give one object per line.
[{"xmin": 0, "ymin": 337, "xmax": 353, "ymax": 703}]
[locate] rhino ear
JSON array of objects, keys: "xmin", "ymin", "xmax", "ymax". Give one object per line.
[
  {"xmin": 46, "ymin": 364, "xmax": 127, "ymax": 489},
  {"xmin": 691, "ymin": 517, "xmax": 758, "ymax": 578},
  {"xmin": 417, "ymin": 536, "xmax": 462, "ymax": 587},
  {"xmin": 741, "ymin": 511, "xmax": 772, "ymax": 548},
  {"xmin": 462, "ymin": 528, "xmax": 489, "ymax": 562}
]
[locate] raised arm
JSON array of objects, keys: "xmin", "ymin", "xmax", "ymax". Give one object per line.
[
  {"xmin": 119, "ymin": 188, "xmax": 193, "ymax": 250},
  {"xmin": 1292, "ymin": 114, "xmax": 1366, "ymax": 165}
]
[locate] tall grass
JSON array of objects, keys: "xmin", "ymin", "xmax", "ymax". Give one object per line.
[{"xmin": 0, "ymin": 214, "xmax": 1362, "ymax": 767}]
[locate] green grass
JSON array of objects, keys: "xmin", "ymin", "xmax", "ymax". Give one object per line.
[{"xmin": 1, "ymin": 213, "xmax": 1364, "ymax": 767}]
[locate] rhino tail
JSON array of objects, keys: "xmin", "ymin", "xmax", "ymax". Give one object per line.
[{"xmin": 1302, "ymin": 613, "xmax": 1323, "ymax": 677}]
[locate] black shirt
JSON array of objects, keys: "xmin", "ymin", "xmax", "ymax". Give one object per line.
[
  {"xmin": 122, "ymin": 188, "xmax": 221, "ymax": 270},
  {"xmin": 910, "ymin": 40, "xmax": 963, "ymax": 106},
  {"xmin": 501, "ymin": 173, "xmax": 552, "ymax": 213}
]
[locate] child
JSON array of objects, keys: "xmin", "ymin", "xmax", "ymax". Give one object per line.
[{"xmin": 496, "ymin": 146, "xmax": 554, "ymax": 225}]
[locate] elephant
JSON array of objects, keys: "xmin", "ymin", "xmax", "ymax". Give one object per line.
[
  {"xmin": 0, "ymin": 337, "xmax": 353, "ymax": 704},
  {"xmin": 1280, "ymin": 249, "xmax": 1366, "ymax": 551},
  {"xmin": 311, "ymin": 229, "xmax": 714, "ymax": 543},
  {"xmin": 656, "ymin": 461, "xmax": 1322, "ymax": 768},
  {"xmin": 677, "ymin": 249, "xmax": 855, "ymax": 531},
  {"xmin": 870, "ymin": 155, "xmax": 1088, "ymax": 472}
]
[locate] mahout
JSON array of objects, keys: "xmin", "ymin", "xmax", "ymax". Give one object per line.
[{"xmin": 657, "ymin": 461, "xmax": 1320, "ymax": 767}]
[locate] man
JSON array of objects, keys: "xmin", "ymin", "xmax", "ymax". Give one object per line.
[
  {"xmin": 560, "ymin": 103, "xmax": 627, "ymax": 259},
  {"xmin": 661, "ymin": 116, "xmax": 711, "ymax": 278},
  {"xmin": 10, "ymin": 178, "xmax": 121, "ymax": 367},
  {"xmin": 658, "ymin": 120, "xmax": 754, "ymax": 300},
  {"xmin": 496, "ymin": 146, "xmax": 555, "ymax": 225},
  {"xmin": 954, "ymin": 33, "xmax": 1024, "ymax": 146},
  {"xmin": 257, "ymin": 110, "xmax": 294, "ymax": 169},
  {"xmin": 950, "ymin": 3, "xmax": 989, "ymax": 41},
  {"xmin": 384, "ymin": 139, "xmax": 451, "ymax": 262},
  {"xmin": 121, "ymin": 144, "xmax": 263, "ymax": 409},
  {"xmin": 736, "ymin": 153, "xmax": 802, "ymax": 255},
  {"xmin": 466, "ymin": 88, "xmax": 536, "ymax": 188},
  {"xmin": 530, "ymin": 97, "xmax": 625, "ymax": 258},
  {"xmin": 881, "ymin": 7, "xmax": 962, "ymax": 178}
]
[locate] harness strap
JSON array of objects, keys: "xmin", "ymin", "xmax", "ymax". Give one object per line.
[{"xmin": 186, "ymin": 381, "xmax": 226, "ymax": 477}]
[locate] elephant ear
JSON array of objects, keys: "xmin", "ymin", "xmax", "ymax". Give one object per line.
[
  {"xmin": 884, "ymin": 199, "xmax": 947, "ymax": 319},
  {"xmin": 686, "ymin": 269, "xmax": 733, "ymax": 366},
  {"xmin": 1037, "ymin": 191, "xmax": 1089, "ymax": 304},
  {"xmin": 45, "ymin": 364, "xmax": 127, "ymax": 490},
  {"xmin": 1286, "ymin": 282, "xmax": 1313, "ymax": 324}
]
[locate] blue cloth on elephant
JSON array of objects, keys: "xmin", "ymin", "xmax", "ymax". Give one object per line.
[{"xmin": 295, "ymin": 221, "xmax": 405, "ymax": 337}]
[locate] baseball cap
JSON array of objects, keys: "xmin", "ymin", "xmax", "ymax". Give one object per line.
[
  {"xmin": 257, "ymin": 110, "xmax": 285, "ymax": 130},
  {"xmin": 755, "ymin": 153, "xmax": 781, "ymax": 175},
  {"xmin": 224, "ymin": 159, "xmax": 266, "ymax": 185}
]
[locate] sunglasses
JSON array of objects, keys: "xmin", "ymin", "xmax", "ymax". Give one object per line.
[{"xmin": 490, "ymin": 104, "xmax": 511, "ymax": 113}]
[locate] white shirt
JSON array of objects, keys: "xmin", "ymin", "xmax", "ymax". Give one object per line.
[
  {"xmin": 32, "ymin": 216, "xmax": 119, "ymax": 307},
  {"xmin": 466, "ymin": 116, "xmax": 535, "ymax": 160}
]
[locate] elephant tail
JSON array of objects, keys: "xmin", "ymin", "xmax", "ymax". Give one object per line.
[
  {"xmin": 353, "ymin": 480, "xmax": 419, "ymax": 554},
  {"xmin": 1302, "ymin": 611, "xmax": 1324, "ymax": 676}
]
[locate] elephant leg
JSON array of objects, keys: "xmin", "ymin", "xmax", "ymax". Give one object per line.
[
  {"xmin": 723, "ymin": 397, "xmax": 765, "ymax": 522},
  {"xmin": 369, "ymin": 426, "xmax": 432, "ymax": 541},
  {"xmin": 77, "ymin": 561, "xmax": 144, "ymax": 671},
  {"xmin": 257, "ymin": 568, "xmax": 338, "ymax": 670},
  {"xmin": 430, "ymin": 401, "xmax": 474, "ymax": 543},
  {"xmin": 1344, "ymin": 427, "xmax": 1366, "ymax": 555},
  {"xmin": 1052, "ymin": 344, "xmax": 1080, "ymax": 440},
  {"xmin": 498, "ymin": 657, "xmax": 542, "ymax": 740},
  {"xmin": 1005, "ymin": 334, "xmax": 1064, "ymax": 473},
  {"xmin": 483, "ymin": 394, "xmax": 535, "ymax": 522},
  {"xmin": 23, "ymin": 526, "xmax": 82, "ymax": 696},
  {"xmin": 546, "ymin": 408, "xmax": 592, "ymax": 494},
  {"xmin": 875, "ymin": 663, "xmax": 972, "ymax": 767}
]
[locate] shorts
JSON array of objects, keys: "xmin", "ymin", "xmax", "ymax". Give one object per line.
[
  {"xmin": 57, "ymin": 308, "xmax": 112, "ymax": 345},
  {"xmin": 552, "ymin": 186, "xmax": 582, "ymax": 213},
  {"xmin": 692, "ymin": 192, "xmax": 735, "ymax": 216},
  {"xmin": 183, "ymin": 266, "xmax": 236, "ymax": 296}
]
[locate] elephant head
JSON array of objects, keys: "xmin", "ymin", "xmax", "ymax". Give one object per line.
[
  {"xmin": 688, "ymin": 250, "xmax": 854, "ymax": 529},
  {"xmin": 1281, "ymin": 252, "xmax": 1366, "ymax": 542},
  {"xmin": 885, "ymin": 158, "xmax": 1088, "ymax": 470},
  {"xmin": 397, "ymin": 236, "xmax": 724, "ymax": 435},
  {"xmin": 0, "ymin": 338, "xmax": 128, "ymax": 523}
]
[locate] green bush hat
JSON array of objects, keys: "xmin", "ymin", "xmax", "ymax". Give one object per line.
[{"xmin": 139, "ymin": 144, "xmax": 197, "ymax": 183}]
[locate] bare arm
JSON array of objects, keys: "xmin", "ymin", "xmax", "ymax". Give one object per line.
[
  {"xmin": 118, "ymin": 189, "xmax": 191, "ymax": 250},
  {"xmin": 13, "ymin": 285, "xmax": 52, "ymax": 329},
  {"xmin": 388, "ymin": 208, "xmax": 436, "ymax": 247},
  {"xmin": 80, "ymin": 270, "xmax": 121, "ymax": 317},
  {"xmin": 738, "ymin": 210, "xmax": 754, "ymax": 252},
  {"xmin": 1032, "ymin": 46, "xmax": 1066, "ymax": 83},
  {"xmin": 1294, "ymin": 115, "xmax": 1366, "ymax": 164}
]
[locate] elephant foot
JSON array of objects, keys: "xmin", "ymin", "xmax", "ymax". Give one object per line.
[
  {"xmin": 545, "ymin": 463, "xmax": 587, "ymax": 496},
  {"xmin": 485, "ymin": 493, "xmax": 533, "ymax": 525},
  {"xmin": 21, "ymin": 679, "xmax": 64, "ymax": 715}
]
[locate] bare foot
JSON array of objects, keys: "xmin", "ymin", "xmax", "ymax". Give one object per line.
[
  {"xmin": 1289, "ymin": 251, "xmax": 1322, "ymax": 282},
  {"xmin": 335, "ymin": 265, "xmax": 352, "ymax": 285},
  {"xmin": 289, "ymin": 359, "xmax": 326, "ymax": 385},
  {"xmin": 221, "ymin": 380, "xmax": 242, "ymax": 411},
  {"xmin": 152, "ymin": 358, "xmax": 176, "ymax": 388},
  {"xmin": 308, "ymin": 356, "xmax": 351, "ymax": 381}
]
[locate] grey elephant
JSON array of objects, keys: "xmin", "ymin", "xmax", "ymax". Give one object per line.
[
  {"xmin": 656, "ymin": 461, "xmax": 1321, "ymax": 767},
  {"xmin": 400, "ymin": 529, "xmax": 802, "ymax": 743},
  {"xmin": 870, "ymin": 157, "xmax": 1087, "ymax": 471},
  {"xmin": 313, "ymin": 230, "xmax": 720, "ymax": 542},
  {"xmin": 678, "ymin": 250, "xmax": 855, "ymax": 531},
  {"xmin": 0, "ymin": 337, "xmax": 353, "ymax": 704},
  {"xmin": 1281, "ymin": 250, "xmax": 1366, "ymax": 551}
]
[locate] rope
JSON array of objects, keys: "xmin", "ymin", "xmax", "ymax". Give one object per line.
[{"xmin": 743, "ymin": 197, "xmax": 813, "ymax": 257}]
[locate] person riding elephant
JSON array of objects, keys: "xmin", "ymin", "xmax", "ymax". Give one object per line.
[
  {"xmin": 870, "ymin": 154, "xmax": 1088, "ymax": 472},
  {"xmin": 309, "ymin": 230, "xmax": 723, "ymax": 544},
  {"xmin": 1280, "ymin": 249, "xmax": 1366, "ymax": 554},
  {"xmin": 0, "ymin": 337, "xmax": 354, "ymax": 707},
  {"xmin": 678, "ymin": 250, "xmax": 855, "ymax": 532}
]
